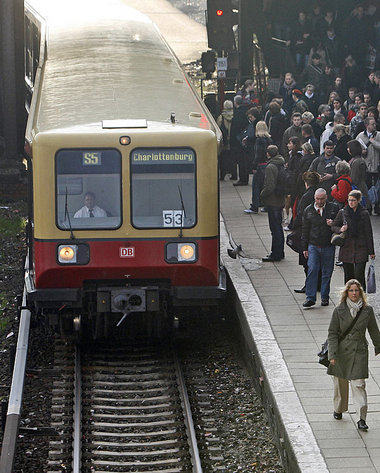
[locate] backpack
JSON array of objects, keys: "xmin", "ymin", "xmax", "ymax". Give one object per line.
[
  {"xmin": 367, "ymin": 178, "xmax": 380, "ymax": 205},
  {"xmin": 219, "ymin": 117, "xmax": 229, "ymax": 146},
  {"xmin": 274, "ymin": 164, "xmax": 296, "ymax": 196},
  {"xmin": 368, "ymin": 185, "xmax": 378, "ymax": 205}
]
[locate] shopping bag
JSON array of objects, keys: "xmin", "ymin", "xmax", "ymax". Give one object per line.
[{"xmin": 367, "ymin": 262, "xmax": 376, "ymax": 294}]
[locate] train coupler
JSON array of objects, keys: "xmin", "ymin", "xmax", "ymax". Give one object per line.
[{"xmin": 96, "ymin": 286, "xmax": 160, "ymax": 314}]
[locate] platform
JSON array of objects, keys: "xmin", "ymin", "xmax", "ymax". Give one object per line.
[
  {"xmin": 122, "ymin": 0, "xmax": 207, "ymax": 63},
  {"xmin": 106, "ymin": 3, "xmax": 380, "ymax": 470},
  {"xmin": 220, "ymin": 178, "xmax": 380, "ymax": 473}
]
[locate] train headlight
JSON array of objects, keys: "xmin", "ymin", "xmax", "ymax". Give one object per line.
[
  {"xmin": 165, "ymin": 242, "xmax": 197, "ymax": 263},
  {"xmin": 58, "ymin": 245, "xmax": 77, "ymax": 263},
  {"xmin": 178, "ymin": 244, "xmax": 195, "ymax": 261}
]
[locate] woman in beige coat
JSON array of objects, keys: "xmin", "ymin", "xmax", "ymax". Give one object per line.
[{"xmin": 327, "ymin": 279, "xmax": 380, "ymax": 430}]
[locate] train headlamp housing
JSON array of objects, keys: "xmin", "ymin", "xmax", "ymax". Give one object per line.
[
  {"xmin": 165, "ymin": 242, "xmax": 197, "ymax": 263},
  {"xmin": 58, "ymin": 245, "xmax": 77, "ymax": 263},
  {"xmin": 57, "ymin": 244, "xmax": 90, "ymax": 265}
]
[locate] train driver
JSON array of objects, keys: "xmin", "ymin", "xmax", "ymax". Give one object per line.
[{"xmin": 74, "ymin": 192, "xmax": 107, "ymax": 218}]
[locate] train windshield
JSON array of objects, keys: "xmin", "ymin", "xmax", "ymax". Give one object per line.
[
  {"xmin": 131, "ymin": 148, "xmax": 196, "ymax": 229},
  {"xmin": 56, "ymin": 149, "xmax": 122, "ymax": 230}
]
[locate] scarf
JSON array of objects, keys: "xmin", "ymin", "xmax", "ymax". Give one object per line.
[
  {"xmin": 346, "ymin": 297, "xmax": 363, "ymax": 318},
  {"xmin": 222, "ymin": 109, "xmax": 234, "ymax": 122},
  {"xmin": 283, "ymin": 79, "xmax": 296, "ymax": 91}
]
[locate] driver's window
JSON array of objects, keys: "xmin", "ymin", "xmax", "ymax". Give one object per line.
[{"xmin": 56, "ymin": 149, "xmax": 122, "ymax": 230}]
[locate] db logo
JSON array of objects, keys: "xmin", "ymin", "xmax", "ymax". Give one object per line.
[{"xmin": 120, "ymin": 247, "xmax": 135, "ymax": 258}]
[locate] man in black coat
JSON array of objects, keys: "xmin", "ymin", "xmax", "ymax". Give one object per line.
[
  {"xmin": 301, "ymin": 188, "xmax": 338, "ymax": 308},
  {"xmin": 230, "ymin": 95, "xmax": 249, "ymax": 185},
  {"xmin": 261, "ymin": 145, "xmax": 286, "ymax": 262},
  {"xmin": 301, "ymin": 53, "xmax": 323, "ymax": 93}
]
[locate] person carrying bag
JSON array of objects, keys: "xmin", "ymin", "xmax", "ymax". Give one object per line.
[
  {"xmin": 318, "ymin": 305, "xmax": 361, "ymax": 368},
  {"xmin": 326, "ymin": 279, "xmax": 380, "ymax": 431},
  {"xmin": 330, "ymin": 189, "xmax": 375, "ymax": 291}
]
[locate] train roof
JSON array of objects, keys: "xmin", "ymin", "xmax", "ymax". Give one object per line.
[{"xmin": 26, "ymin": 0, "xmax": 215, "ymax": 136}]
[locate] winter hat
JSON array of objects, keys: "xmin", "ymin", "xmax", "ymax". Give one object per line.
[{"xmin": 292, "ymin": 89, "xmax": 303, "ymax": 97}]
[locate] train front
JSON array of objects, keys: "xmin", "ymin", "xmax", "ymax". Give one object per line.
[{"xmin": 27, "ymin": 124, "xmax": 225, "ymax": 336}]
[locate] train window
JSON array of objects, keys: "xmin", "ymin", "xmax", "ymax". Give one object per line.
[
  {"xmin": 131, "ymin": 148, "xmax": 196, "ymax": 229},
  {"xmin": 56, "ymin": 149, "xmax": 122, "ymax": 230}
]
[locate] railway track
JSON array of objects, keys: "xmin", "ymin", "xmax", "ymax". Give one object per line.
[
  {"xmin": 47, "ymin": 341, "xmax": 214, "ymax": 473},
  {"xmin": 1, "ymin": 305, "xmax": 283, "ymax": 472}
]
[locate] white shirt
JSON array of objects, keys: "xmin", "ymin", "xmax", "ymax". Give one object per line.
[
  {"xmin": 314, "ymin": 203, "xmax": 326, "ymax": 215},
  {"xmin": 74, "ymin": 205, "xmax": 107, "ymax": 218}
]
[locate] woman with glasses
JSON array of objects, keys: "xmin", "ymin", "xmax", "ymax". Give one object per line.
[
  {"xmin": 327, "ymin": 279, "xmax": 380, "ymax": 430},
  {"xmin": 331, "ymin": 189, "xmax": 375, "ymax": 290}
]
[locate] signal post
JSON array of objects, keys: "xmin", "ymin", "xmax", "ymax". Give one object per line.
[
  {"xmin": 205, "ymin": 0, "xmax": 236, "ymax": 109},
  {"xmin": 0, "ymin": 0, "xmax": 25, "ymax": 161}
]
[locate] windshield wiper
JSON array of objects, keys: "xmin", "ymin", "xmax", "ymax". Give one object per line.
[
  {"xmin": 64, "ymin": 187, "xmax": 75, "ymax": 240},
  {"xmin": 178, "ymin": 185, "xmax": 187, "ymax": 239}
]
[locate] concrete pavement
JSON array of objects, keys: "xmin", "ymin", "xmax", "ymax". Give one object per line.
[{"xmin": 122, "ymin": 0, "xmax": 207, "ymax": 63}]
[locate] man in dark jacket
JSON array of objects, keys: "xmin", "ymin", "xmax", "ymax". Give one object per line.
[
  {"xmin": 301, "ymin": 188, "xmax": 339, "ymax": 307},
  {"xmin": 261, "ymin": 145, "xmax": 286, "ymax": 262},
  {"xmin": 301, "ymin": 53, "xmax": 323, "ymax": 92},
  {"xmin": 282, "ymin": 112, "xmax": 304, "ymax": 158},
  {"xmin": 279, "ymin": 72, "xmax": 297, "ymax": 116},
  {"xmin": 303, "ymin": 84, "xmax": 319, "ymax": 117},
  {"xmin": 308, "ymin": 140, "xmax": 341, "ymax": 199},
  {"xmin": 230, "ymin": 95, "xmax": 249, "ymax": 185},
  {"xmin": 322, "ymin": 27, "xmax": 342, "ymax": 71}
]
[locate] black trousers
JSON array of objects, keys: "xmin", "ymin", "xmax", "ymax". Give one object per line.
[
  {"xmin": 219, "ymin": 149, "xmax": 235, "ymax": 179},
  {"xmin": 232, "ymin": 148, "xmax": 249, "ymax": 184},
  {"xmin": 343, "ymin": 262, "xmax": 367, "ymax": 291}
]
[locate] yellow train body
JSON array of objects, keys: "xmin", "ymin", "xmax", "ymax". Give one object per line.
[{"xmin": 24, "ymin": 0, "xmax": 224, "ymax": 336}]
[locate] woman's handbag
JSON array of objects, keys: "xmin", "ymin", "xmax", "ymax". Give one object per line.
[
  {"xmin": 331, "ymin": 232, "xmax": 346, "ymax": 246},
  {"xmin": 318, "ymin": 340, "xmax": 329, "ymax": 367},
  {"xmin": 286, "ymin": 230, "xmax": 302, "ymax": 254},
  {"xmin": 318, "ymin": 307, "xmax": 363, "ymax": 368},
  {"xmin": 367, "ymin": 262, "xmax": 376, "ymax": 294}
]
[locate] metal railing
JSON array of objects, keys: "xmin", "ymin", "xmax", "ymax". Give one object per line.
[{"xmin": 0, "ymin": 289, "xmax": 31, "ymax": 473}]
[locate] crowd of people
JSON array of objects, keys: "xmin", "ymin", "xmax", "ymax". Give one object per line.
[
  {"xmin": 215, "ymin": 3, "xmax": 380, "ymax": 431},
  {"xmin": 264, "ymin": 1, "xmax": 380, "ymax": 75},
  {"xmin": 217, "ymin": 60, "xmax": 380, "ymax": 286},
  {"xmin": 217, "ymin": 63, "xmax": 380, "ymax": 295}
]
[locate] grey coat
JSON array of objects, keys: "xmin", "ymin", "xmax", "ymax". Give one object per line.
[
  {"xmin": 260, "ymin": 154, "xmax": 286, "ymax": 208},
  {"xmin": 349, "ymin": 155, "xmax": 369, "ymax": 206},
  {"xmin": 327, "ymin": 303, "xmax": 380, "ymax": 379},
  {"xmin": 356, "ymin": 130, "xmax": 380, "ymax": 173}
]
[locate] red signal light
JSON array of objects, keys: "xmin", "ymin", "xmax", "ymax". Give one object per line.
[{"xmin": 216, "ymin": 9, "xmax": 223, "ymax": 16}]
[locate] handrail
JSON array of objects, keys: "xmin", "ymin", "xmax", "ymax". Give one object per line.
[{"xmin": 72, "ymin": 345, "xmax": 82, "ymax": 473}]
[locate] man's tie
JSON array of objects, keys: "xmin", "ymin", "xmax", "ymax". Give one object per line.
[
  {"xmin": 318, "ymin": 208, "xmax": 322, "ymax": 216},
  {"xmin": 89, "ymin": 209, "xmax": 94, "ymax": 217}
]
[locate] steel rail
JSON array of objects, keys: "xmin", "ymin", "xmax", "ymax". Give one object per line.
[
  {"xmin": 72, "ymin": 345, "xmax": 82, "ymax": 473},
  {"xmin": 0, "ymin": 289, "xmax": 31, "ymax": 473},
  {"xmin": 174, "ymin": 356, "xmax": 203, "ymax": 473}
]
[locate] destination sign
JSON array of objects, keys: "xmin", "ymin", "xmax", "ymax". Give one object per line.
[{"xmin": 131, "ymin": 148, "xmax": 195, "ymax": 165}]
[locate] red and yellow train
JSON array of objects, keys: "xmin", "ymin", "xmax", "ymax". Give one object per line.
[{"xmin": 24, "ymin": 0, "xmax": 225, "ymax": 337}]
